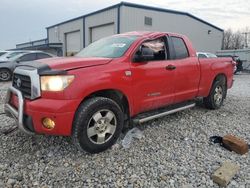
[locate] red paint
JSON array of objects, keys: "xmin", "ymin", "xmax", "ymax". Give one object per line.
[{"xmin": 23, "ymin": 32, "xmax": 234, "ymax": 135}]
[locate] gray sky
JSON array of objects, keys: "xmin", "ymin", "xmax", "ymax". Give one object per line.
[{"xmin": 0, "ymin": 0, "xmax": 249, "ymax": 49}]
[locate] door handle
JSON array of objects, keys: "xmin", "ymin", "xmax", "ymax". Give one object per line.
[{"xmin": 165, "ymin": 65, "xmax": 176, "ymax": 70}]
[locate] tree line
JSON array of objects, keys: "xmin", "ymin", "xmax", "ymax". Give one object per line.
[{"xmin": 222, "ymin": 28, "xmax": 250, "ymax": 50}]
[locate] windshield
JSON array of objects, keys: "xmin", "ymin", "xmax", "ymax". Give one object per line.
[
  {"xmin": 0, "ymin": 52, "xmax": 7, "ymax": 56},
  {"xmin": 76, "ymin": 35, "xmax": 137, "ymax": 58},
  {"xmin": 7, "ymin": 52, "xmax": 26, "ymax": 58},
  {"xmin": 8, "ymin": 52, "xmax": 28, "ymax": 61}
]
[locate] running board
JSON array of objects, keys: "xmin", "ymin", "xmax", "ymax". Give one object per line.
[{"xmin": 133, "ymin": 102, "xmax": 196, "ymax": 124}]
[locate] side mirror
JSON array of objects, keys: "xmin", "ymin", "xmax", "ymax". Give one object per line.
[
  {"xmin": 134, "ymin": 47, "xmax": 154, "ymax": 62},
  {"xmin": 16, "ymin": 58, "xmax": 21, "ymax": 63}
]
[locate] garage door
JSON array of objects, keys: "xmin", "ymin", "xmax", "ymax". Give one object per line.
[
  {"xmin": 91, "ymin": 23, "xmax": 115, "ymax": 43},
  {"xmin": 65, "ymin": 31, "xmax": 81, "ymax": 56}
]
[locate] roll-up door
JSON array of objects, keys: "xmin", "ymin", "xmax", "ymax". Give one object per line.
[
  {"xmin": 91, "ymin": 23, "xmax": 115, "ymax": 43},
  {"xmin": 65, "ymin": 31, "xmax": 81, "ymax": 56}
]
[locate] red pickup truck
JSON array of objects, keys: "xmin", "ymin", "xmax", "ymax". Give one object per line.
[{"xmin": 5, "ymin": 31, "xmax": 235, "ymax": 153}]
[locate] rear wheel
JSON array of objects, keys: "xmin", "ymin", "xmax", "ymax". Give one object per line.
[
  {"xmin": 203, "ymin": 77, "xmax": 226, "ymax": 109},
  {"xmin": 72, "ymin": 97, "xmax": 124, "ymax": 153},
  {"xmin": 0, "ymin": 69, "xmax": 11, "ymax": 81}
]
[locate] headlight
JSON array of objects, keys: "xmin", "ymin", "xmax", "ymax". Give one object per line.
[{"xmin": 41, "ymin": 75, "xmax": 75, "ymax": 91}]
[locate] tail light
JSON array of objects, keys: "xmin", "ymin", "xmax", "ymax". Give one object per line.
[{"xmin": 232, "ymin": 61, "xmax": 237, "ymax": 73}]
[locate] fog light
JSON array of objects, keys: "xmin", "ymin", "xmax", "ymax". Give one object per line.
[{"xmin": 42, "ymin": 118, "xmax": 55, "ymax": 129}]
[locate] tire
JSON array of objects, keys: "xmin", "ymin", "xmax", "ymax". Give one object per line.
[
  {"xmin": 72, "ymin": 97, "xmax": 124, "ymax": 153},
  {"xmin": 203, "ymin": 77, "xmax": 227, "ymax": 109},
  {"xmin": 0, "ymin": 69, "xmax": 12, "ymax": 81}
]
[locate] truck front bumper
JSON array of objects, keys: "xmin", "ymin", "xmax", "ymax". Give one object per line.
[
  {"xmin": 5, "ymin": 86, "xmax": 34, "ymax": 135},
  {"xmin": 4, "ymin": 86, "xmax": 79, "ymax": 136}
]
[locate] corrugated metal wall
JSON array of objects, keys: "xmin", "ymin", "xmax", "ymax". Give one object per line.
[
  {"xmin": 120, "ymin": 6, "xmax": 223, "ymax": 53},
  {"xmin": 48, "ymin": 19, "xmax": 83, "ymax": 56},
  {"xmin": 47, "ymin": 4, "xmax": 223, "ymax": 55},
  {"xmin": 47, "ymin": 8, "xmax": 118, "ymax": 55},
  {"xmin": 85, "ymin": 7, "xmax": 118, "ymax": 46}
]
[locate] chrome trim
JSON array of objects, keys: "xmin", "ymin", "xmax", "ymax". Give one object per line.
[
  {"xmin": 14, "ymin": 67, "xmax": 41, "ymax": 99},
  {"xmin": 138, "ymin": 103, "xmax": 196, "ymax": 124},
  {"xmin": 4, "ymin": 86, "xmax": 34, "ymax": 135}
]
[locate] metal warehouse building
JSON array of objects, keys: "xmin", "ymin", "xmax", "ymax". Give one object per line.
[{"xmin": 17, "ymin": 2, "xmax": 224, "ymax": 56}]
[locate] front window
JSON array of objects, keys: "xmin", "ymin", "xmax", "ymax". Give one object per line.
[
  {"xmin": 7, "ymin": 52, "xmax": 25, "ymax": 59},
  {"xmin": 135, "ymin": 38, "xmax": 167, "ymax": 61},
  {"xmin": 76, "ymin": 36, "xmax": 137, "ymax": 58}
]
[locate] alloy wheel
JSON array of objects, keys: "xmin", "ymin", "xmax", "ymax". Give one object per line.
[{"xmin": 87, "ymin": 109, "xmax": 117, "ymax": 144}]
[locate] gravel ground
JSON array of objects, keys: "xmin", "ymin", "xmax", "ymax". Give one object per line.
[{"xmin": 0, "ymin": 74, "xmax": 249, "ymax": 187}]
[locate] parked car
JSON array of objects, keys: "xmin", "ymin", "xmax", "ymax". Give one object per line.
[
  {"xmin": 4, "ymin": 32, "xmax": 235, "ymax": 153},
  {"xmin": 197, "ymin": 52, "xmax": 217, "ymax": 58},
  {"xmin": 0, "ymin": 51, "xmax": 54, "ymax": 81},
  {"xmin": 0, "ymin": 50, "xmax": 30, "ymax": 61}
]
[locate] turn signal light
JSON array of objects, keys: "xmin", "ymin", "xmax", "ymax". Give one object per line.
[{"xmin": 42, "ymin": 118, "xmax": 55, "ymax": 129}]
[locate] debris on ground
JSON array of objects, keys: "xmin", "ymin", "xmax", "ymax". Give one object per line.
[
  {"xmin": 222, "ymin": 134, "xmax": 249, "ymax": 155},
  {"xmin": 212, "ymin": 161, "xmax": 240, "ymax": 187},
  {"xmin": 210, "ymin": 135, "xmax": 249, "ymax": 155},
  {"xmin": 122, "ymin": 127, "xmax": 143, "ymax": 149}
]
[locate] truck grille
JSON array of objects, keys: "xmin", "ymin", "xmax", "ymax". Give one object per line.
[{"xmin": 13, "ymin": 73, "xmax": 32, "ymax": 98}]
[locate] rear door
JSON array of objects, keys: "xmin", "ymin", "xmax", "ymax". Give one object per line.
[
  {"xmin": 131, "ymin": 36, "xmax": 175, "ymax": 114},
  {"xmin": 168, "ymin": 36, "xmax": 200, "ymax": 103}
]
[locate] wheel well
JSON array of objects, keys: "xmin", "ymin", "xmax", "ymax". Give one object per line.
[
  {"xmin": 84, "ymin": 89, "xmax": 130, "ymax": 120},
  {"xmin": 212, "ymin": 74, "xmax": 227, "ymax": 98},
  {"xmin": 213, "ymin": 74, "xmax": 227, "ymax": 86},
  {"xmin": 0, "ymin": 68, "xmax": 11, "ymax": 71}
]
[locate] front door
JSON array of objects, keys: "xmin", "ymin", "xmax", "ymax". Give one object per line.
[{"xmin": 131, "ymin": 37, "xmax": 176, "ymax": 114}]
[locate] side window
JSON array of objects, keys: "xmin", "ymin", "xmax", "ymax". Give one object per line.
[
  {"xmin": 136, "ymin": 38, "xmax": 167, "ymax": 61},
  {"xmin": 37, "ymin": 53, "xmax": 51, "ymax": 59},
  {"xmin": 171, "ymin": 37, "xmax": 189, "ymax": 59},
  {"xmin": 18, "ymin": 54, "xmax": 36, "ymax": 62}
]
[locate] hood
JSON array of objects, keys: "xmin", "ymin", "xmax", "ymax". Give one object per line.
[
  {"xmin": 0, "ymin": 59, "xmax": 11, "ymax": 63},
  {"xmin": 0, "ymin": 58, "xmax": 8, "ymax": 62},
  {"xmin": 37, "ymin": 57, "xmax": 112, "ymax": 70},
  {"xmin": 17, "ymin": 57, "xmax": 113, "ymax": 75}
]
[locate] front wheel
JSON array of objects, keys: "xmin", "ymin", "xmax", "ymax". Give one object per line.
[
  {"xmin": 72, "ymin": 97, "xmax": 124, "ymax": 153},
  {"xmin": 0, "ymin": 69, "xmax": 12, "ymax": 81},
  {"xmin": 203, "ymin": 78, "xmax": 226, "ymax": 109}
]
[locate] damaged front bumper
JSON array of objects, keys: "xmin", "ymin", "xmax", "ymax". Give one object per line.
[{"xmin": 4, "ymin": 86, "xmax": 34, "ymax": 135}]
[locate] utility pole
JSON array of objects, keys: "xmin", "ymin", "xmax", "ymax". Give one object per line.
[{"xmin": 241, "ymin": 32, "xmax": 250, "ymax": 48}]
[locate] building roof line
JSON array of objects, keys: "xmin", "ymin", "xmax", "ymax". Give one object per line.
[
  {"xmin": 16, "ymin": 38, "xmax": 48, "ymax": 46},
  {"xmin": 46, "ymin": 1, "xmax": 223, "ymax": 32},
  {"xmin": 46, "ymin": 4, "xmax": 120, "ymax": 29}
]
